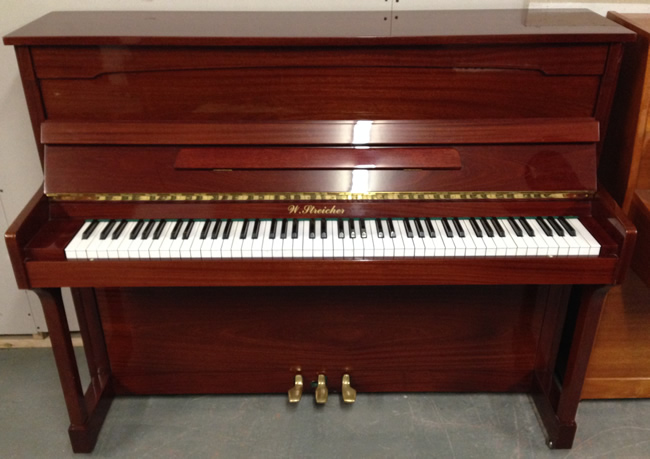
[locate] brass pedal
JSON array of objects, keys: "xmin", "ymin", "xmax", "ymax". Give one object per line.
[
  {"xmin": 288, "ymin": 375, "xmax": 303, "ymax": 403},
  {"xmin": 315, "ymin": 374, "xmax": 328, "ymax": 404},
  {"xmin": 341, "ymin": 374, "xmax": 357, "ymax": 404}
]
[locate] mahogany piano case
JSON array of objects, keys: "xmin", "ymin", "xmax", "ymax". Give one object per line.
[{"xmin": 3, "ymin": 9, "xmax": 636, "ymax": 452}]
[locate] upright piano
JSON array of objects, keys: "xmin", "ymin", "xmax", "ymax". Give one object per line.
[{"xmin": 3, "ymin": 9, "xmax": 636, "ymax": 453}]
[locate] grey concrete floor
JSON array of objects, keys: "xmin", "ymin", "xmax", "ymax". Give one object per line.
[{"xmin": 2, "ymin": 348, "xmax": 650, "ymax": 458}]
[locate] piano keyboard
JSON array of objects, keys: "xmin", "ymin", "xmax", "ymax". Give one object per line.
[{"xmin": 64, "ymin": 217, "xmax": 601, "ymax": 260}]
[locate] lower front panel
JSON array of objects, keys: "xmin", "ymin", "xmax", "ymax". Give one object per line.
[{"xmin": 96, "ymin": 285, "xmax": 547, "ymax": 395}]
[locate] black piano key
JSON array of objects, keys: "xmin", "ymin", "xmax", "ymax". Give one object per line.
[
  {"xmin": 558, "ymin": 216, "xmax": 576, "ymax": 236},
  {"xmin": 359, "ymin": 219, "xmax": 367, "ymax": 238},
  {"xmin": 375, "ymin": 219, "xmax": 384, "ymax": 238},
  {"xmin": 321, "ymin": 219, "xmax": 328, "ymax": 239},
  {"xmin": 182, "ymin": 219, "xmax": 195, "ymax": 240},
  {"xmin": 507, "ymin": 217, "xmax": 523, "ymax": 237},
  {"xmin": 536, "ymin": 217, "xmax": 553, "ymax": 237},
  {"xmin": 99, "ymin": 220, "xmax": 116, "ymax": 240},
  {"xmin": 141, "ymin": 220, "xmax": 155, "ymax": 239},
  {"xmin": 490, "ymin": 217, "xmax": 506, "ymax": 237},
  {"xmin": 469, "ymin": 218, "xmax": 483, "ymax": 237},
  {"xmin": 403, "ymin": 218, "xmax": 414, "ymax": 238},
  {"xmin": 547, "ymin": 217, "xmax": 564, "ymax": 237},
  {"xmin": 211, "ymin": 220, "xmax": 222, "ymax": 239},
  {"xmin": 424, "ymin": 218, "xmax": 436, "ymax": 238},
  {"xmin": 480, "ymin": 217, "xmax": 494, "ymax": 237},
  {"xmin": 309, "ymin": 219, "xmax": 316, "ymax": 239},
  {"xmin": 112, "ymin": 219, "xmax": 128, "ymax": 240},
  {"xmin": 348, "ymin": 219, "xmax": 356, "ymax": 239},
  {"xmin": 337, "ymin": 218, "xmax": 345, "ymax": 238},
  {"xmin": 130, "ymin": 220, "xmax": 145, "ymax": 240},
  {"xmin": 171, "ymin": 220, "xmax": 183, "ymax": 240},
  {"xmin": 452, "ymin": 218, "xmax": 465, "ymax": 237},
  {"xmin": 441, "ymin": 218, "xmax": 454, "ymax": 238},
  {"xmin": 82, "ymin": 219, "xmax": 99, "ymax": 239},
  {"xmin": 153, "ymin": 220, "xmax": 167, "ymax": 240},
  {"xmin": 414, "ymin": 218, "xmax": 425, "ymax": 238},
  {"xmin": 387, "ymin": 219, "xmax": 396, "ymax": 238},
  {"xmin": 240, "ymin": 219, "xmax": 250, "ymax": 239},
  {"xmin": 280, "ymin": 218, "xmax": 288, "ymax": 239},
  {"xmin": 252, "ymin": 219, "xmax": 261, "ymax": 239},
  {"xmin": 222, "ymin": 219, "xmax": 233, "ymax": 239},
  {"xmin": 518, "ymin": 217, "xmax": 535, "ymax": 237},
  {"xmin": 269, "ymin": 219, "xmax": 277, "ymax": 239},
  {"xmin": 291, "ymin": 219, "xmax": 299, "ymax": 239},
  {"xmin": 200, "ymin": 220, "xmax": 211, "ymax": 240}
]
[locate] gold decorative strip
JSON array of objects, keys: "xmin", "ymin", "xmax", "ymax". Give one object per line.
[{"xmin": 47, "ymin": 190, "xmax": 593, "ymax": 202}]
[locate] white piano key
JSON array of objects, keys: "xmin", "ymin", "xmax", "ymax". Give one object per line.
[
  {"xmin": 382, "ymin": 220, "xmax": 395, "ymax": 258},
  {"xmin": 433, "ymin": 219, "xmax": 455, "ymax": 257},
  {"xmin": 85, "ymin": 221, "xmax": 113, "ymax": 259},
  {"xmin": 352, "ymin": 220, "xmax": 364, "ymax": 258},
  {"xmin": 418, "ymin": 218, "xmax": 436, "ymax": 256},
  {"xmin": 515, "ymin": 219, "xmax": 540, "ymax": 257},
  {"xmin": 368, "ymin": 219, "xmax": 384, "ymax": 257},
  {"xmin": 361, "ymin": 219, "xmax": 374, "ymax": 258},
  {"xmin": 208, "ymin": 220, "xmax": 227, "ymax": 259},
  {"xmin": 459, "ymin": 219, "xmax": 481, "ymax": 257},
  {"xmin": 333, "ymin": 219, "xmax": 345, "ymax": 258},
  {"xmin": 393, "ymin": 219, "xmax": 407, "ymax": 257},
  {"xmin": 313, "ymin": 220, "xmax": 324, "ymax": 258},
  {"xmin": 292, "ymin": 220, "xmax": 305, "ymax": 258},
  {"xmin": 324, "ymin": 220, "xmax": 335, "ymax": 257},
  {"xmin": 342, "ymin": 220, "xmax": 355, "ymax": 257},
  {"xmin": 136, "ymin": 221, "xmax": 158, "ymax": 259},
  {"xmin": 529, "ymin": 219, "xmax": 558, "ymax": 257},
  {"xmin": 65, "ymin": 220, "xmax": 94, "ymax": 260},
  {"xmin": 409, "ymin": 219, "xmax": 426, "ymax": 257},
  {"xmin": 189, "ymin": 220, "xmax": 209, "ymax": 259},
  {"xmin": 251, "ymin": 220, "xmax": 266, "ymax": 258},
  {"xmin": 231, "ymin": 220, "xmax": 247, "ymax": 258},
  {"xmin": 570, "ymin": 218, "xmax": 601, "ymax": 256},
  {"xmin": 501, "ymin": 219, "xmax": 527, "ymax": 256},
  {"xmin": 471, "ymin": 219, "xmax": 496, "ymax": 256},
  {"xmin": 149, "ymin": 221, "xmax": 172, "ymax": 259},
  {"xmin": 222, "ymin": 220, "xmax": 242, "ymax": 258}
]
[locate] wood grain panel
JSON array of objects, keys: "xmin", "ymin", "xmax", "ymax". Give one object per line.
[
  {"xmin": 30, "ymin": 44, "xmax": 609, "ymax": 79},
  {"xmin": 39, "ymin": 67, "xmax": 600, "ymax": 121},
  {"xmin": 43, "ymin": 144, "xmax": 597, "ymax": 195},
  {"xmin": 96, "ymin": 285, "xmax": 545, "ymax": 395}
]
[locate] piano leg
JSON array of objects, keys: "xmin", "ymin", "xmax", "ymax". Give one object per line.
[
  {"xmin": 532, "ymin": 284, "xmax": 610, "ymax": 449},
  {"xmin": 34, "ymin": 288, "xmax": 114, "ymax": 453}
]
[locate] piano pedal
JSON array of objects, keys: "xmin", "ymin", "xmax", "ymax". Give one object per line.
[
  {"xmin": 315, "ymin": 374, "xmax": 328, "ymax": 404},
  {"xmin": 341, "ymin": 374, "xmax": 357, "ymax": 404},
  {"xmin": 288, "ymin": 374, "xmax": 303, "ymax": 403}
]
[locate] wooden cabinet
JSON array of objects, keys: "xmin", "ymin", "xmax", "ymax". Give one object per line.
[{"xmin": 583, "ymin": 12, "xmax": 650, "ymax": 399}]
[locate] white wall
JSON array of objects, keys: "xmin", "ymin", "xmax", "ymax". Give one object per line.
[{"xmin": 2, "ymin": 0, "xmax": 650, "ymax": 335}]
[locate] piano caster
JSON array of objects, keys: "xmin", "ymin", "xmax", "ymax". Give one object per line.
[
  {"xmin": 315, "ymin": 374, "xmax": 328, "ymax": 404},
  {"xmin": 341, "ymin": 374, "xmax": 357, "ymax": 404},
  {"xmin": 288, "ymin": 374, "xmax": 303, "ymax": 403}
]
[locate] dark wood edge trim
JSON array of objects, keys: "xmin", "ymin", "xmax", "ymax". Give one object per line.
[
  {"xmin": 24, "ymin": 257, "xmax": 619, "ymax": 288},
  {"xmin": 593, "ymin": 186, "xmax": 637, "ymax": 283},
  {"xmin": 40, "ymin": 118, "xmax": 600, "ymax": 146},
  {"xmin": 4, "ymin": 187, "xmax": 48, "ymax": 289},
  {"xmin": 14, "ymin": 46, "xmax": 46, "ymax": 168},
  {"xmin": 594, "ymin": 43, "xmax": 625, "ymax": 159}
]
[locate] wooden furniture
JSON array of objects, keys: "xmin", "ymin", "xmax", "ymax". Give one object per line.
[
  {"xmin": 3, "ymin": 10, "xmax": 636, "ymax": 452},
  {"xmin": 582, "ymin": 12, "xmax": 650, "ymax": 399}
]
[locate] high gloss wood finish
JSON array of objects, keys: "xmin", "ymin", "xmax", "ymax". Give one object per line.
[
  {"xmin": 581, "ymin": 12, "xmax": 650, "ymax": 400},
  {"xmin": 44, "ymin": 144, "xmax": 597, "ymax": 195},
  {"xmin": 3, "ymin": 10, "xmax": 635, "ymax": 46},
  {"xmin": 40, "ymin": 119, "xmax": 601, "ymax": 146},
  {"xmin": 3, "ymin": 10, "xmax": 636, "ymax": 452},
  {"xmin": 173, "ymin": 147, "xmax": 462, "ymax": 170}
]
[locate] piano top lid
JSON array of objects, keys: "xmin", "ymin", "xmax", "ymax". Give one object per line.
[{"xmin": 3, "ymin": 9, "xmax": 635, "ymax": 47}]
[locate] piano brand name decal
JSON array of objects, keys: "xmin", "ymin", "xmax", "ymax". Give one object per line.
[{"xmin": 288, "ymin": 205, "xmax": 345, "ymax": 215}]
